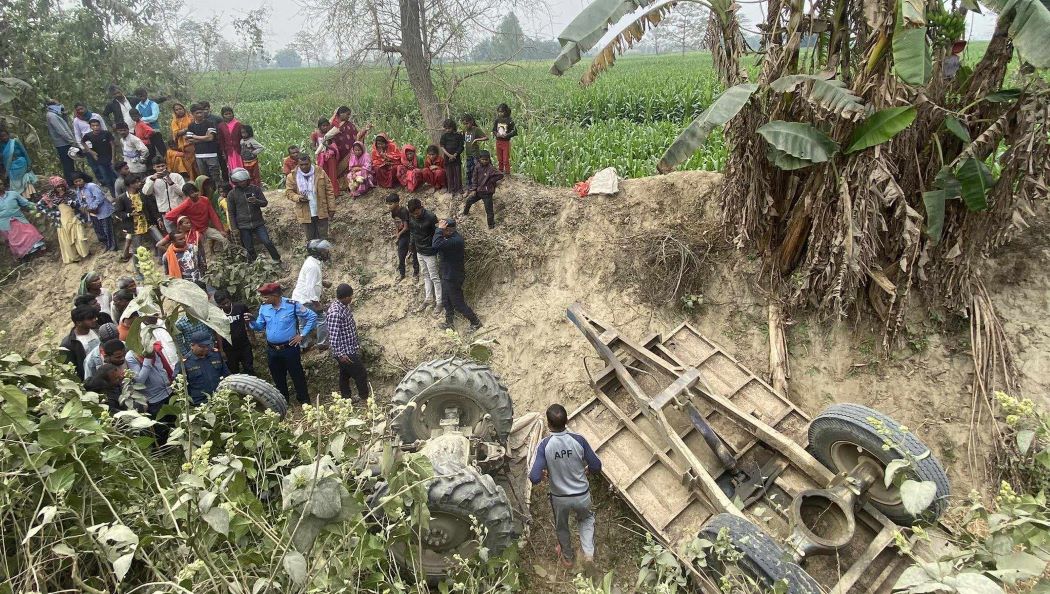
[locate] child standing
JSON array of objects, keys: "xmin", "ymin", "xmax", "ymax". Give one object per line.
[
  {"xmin": 240, "ymin": 125, "xmax": 265, "ymax": 187},
  {"xmin": 463, "ymin": 150, "xmax": 504, "ymax": 229},
  {"xmin": 461, "ymin": 114, "xmax": 488, "ymax": 190},
  {"xmin": 439, "ymin": 119, "xmax": 464, "ymax": 195},
  {"xmin": 386, "ymin": 193, "xmax": 419, "ymax": 281},
  {"xmin": 422, "ymin": 145, "xmax": 446, "ymax": 191},
  {"xmin": 492, "ymin": 103, "xmax": 517, "ymax": 174}
]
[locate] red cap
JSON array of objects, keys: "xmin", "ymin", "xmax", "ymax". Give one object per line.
[{"xmin": 258, "ymin": 282, "xmax": 282, "ymax": 296}]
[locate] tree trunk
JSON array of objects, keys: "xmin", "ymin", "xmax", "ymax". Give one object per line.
[
  {"xmin": 768, "ymin": 303, "xmax": 790, "ymax": 397},
  {"xmin": 399, "ymin": 0, "xmax": 444, "ymax": 144}
]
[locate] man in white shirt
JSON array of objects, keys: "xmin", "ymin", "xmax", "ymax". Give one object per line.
[
  {"xmin": 143, "ymin": 159, "xmax": 186, "ymax": 232},
  {"xmin": 114, "ymin": 122, "xmax": 149, "ymax": 174},
  {"xmin": 292, "ymin": 239, "xmax": 332, "ymax": 347}
]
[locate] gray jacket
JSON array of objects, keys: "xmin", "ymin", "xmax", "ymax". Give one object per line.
[
  {"xmin": 529, "ymin": 431, "xmax": 602, "ymax": 497},
  {"xmin": 46, "ymin": 108, "xmax": 77, "ymax": 147}
]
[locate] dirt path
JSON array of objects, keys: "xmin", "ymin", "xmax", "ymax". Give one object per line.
[{"xmin": 2, "ymin": 171, "xmax": 1046, "ymax": 591}]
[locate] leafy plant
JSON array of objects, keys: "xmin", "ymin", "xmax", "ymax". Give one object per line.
[{"xmin": 204, "ymin": 246, "xmax": 282, "ymax": 306}]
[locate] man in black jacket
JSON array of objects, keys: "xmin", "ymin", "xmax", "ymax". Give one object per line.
[
  {"xmin": 60, "ymin": 306, "xmax": 101, "ymax": 379},
  {"xmin": 433, "ymin": 219, "xmax": 482, "ymax": 332},
  {"xmin": 227, "ymin": 168, "xmax": 281, "ymax": 263},
  {"xmin": 407, "ymin": 198, "xmax": 442, "ymax": 316},
  {"xmin": 102, "ymin": 85, "xmax": 134, "ymax": 128}
]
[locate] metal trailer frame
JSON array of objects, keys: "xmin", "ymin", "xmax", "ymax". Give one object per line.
[{"xmin": 565, "ymin": 304, "xmax": 936, "ymax": 593}]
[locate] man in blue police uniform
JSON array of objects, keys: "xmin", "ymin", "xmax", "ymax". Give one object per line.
[
  {"xmin": 183, "ymin": 330, "xmax": 229, "ymax": 406},
  {"xmin": 245, "ymin": 282, "xmax": 317, "ymax": 405}
]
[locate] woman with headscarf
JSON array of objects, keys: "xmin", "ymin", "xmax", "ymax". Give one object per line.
[
  {"xmin": 371, "ymin": 134, "xmax": 401, "ymax": 189},
  {"xmin": 316, "ymin": 107, "xmax": 371, "ymax": 195},
  {"xmin": 40, "ymin": 176, "xmax": 90, "ymax": 263},
  {"xmin": 345, "ymin": 142, "xmax": 373, "ymax": 198},
  {"xmin": 0, "ymin": 127, "xmax": 38, "ymax": 196},
  {"xmin": 218, "ymin": 107, "xmax": 243, "ymax": 173},
  {"xmin": 78, "ymin": 271, "xmax": 112, "ymax": 318},
  {"xmin": 167, "ymin": 102, "xmax": 197, "ymax": 179},
  {"xmin": 397, "ymin": 144, "xmax": 424, "ymax": 192},
  {"xmin": 0, "ymin": 177, "xmax": 46, "ymax": 260}
]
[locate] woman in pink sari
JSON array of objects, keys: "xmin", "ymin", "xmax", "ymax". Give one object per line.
[
  {"xmin": 316, "ymin": 106, "xmax": 370, "ymax": 195},
  {"xmin": 346, "ymin": 142, "xmax": 374, "ymax": 198},
  {"xmin": 219, "ymin": 106, "xmax": 244, "ymax": 172}
]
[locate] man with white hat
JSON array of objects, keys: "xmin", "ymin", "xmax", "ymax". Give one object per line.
[
  {"xmin": 227, "ymin": 167, "xmax": 281, "ymax": 263},
  {"xmin": 292, "ymin": 239, "xmax": 332, "ymax": 347}
]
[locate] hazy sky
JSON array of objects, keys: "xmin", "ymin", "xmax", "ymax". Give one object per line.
[{"xmin": 180, "ymin": 0, "xmax": 999, "ymax": 52}]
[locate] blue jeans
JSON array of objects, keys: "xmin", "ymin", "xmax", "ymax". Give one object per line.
[
  {"xmin": 55, "ymin": 145, "xmax": 76, "ymax": 183},
  {"xmin": 86, "ymin": 156, "xmax": 117, "ymax": 196},
  {"xmin": 238, "ymin": 226, "xmax": 280, "ymax": 262}
]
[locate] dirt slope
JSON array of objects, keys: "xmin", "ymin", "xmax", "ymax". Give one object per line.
[{"xmin": 2, "ymin": 171, "xmax": 1047, "ymax": 590}]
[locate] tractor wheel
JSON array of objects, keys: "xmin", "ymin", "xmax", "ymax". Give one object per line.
[
  {"xmin": 699, "ymin": 513, "xmax": 822, "ymax": 594},
  {"xmin": 391, "ymin": 358, "xmax": 513, "ymax": 444},
  {"xmin": 216, "ymin": 374, "xmax": 288, "ymax": 417},
  {"xmin": 394, "ymin": 462, "xmax": 517, "ymax": 584},
  {"xmin": 807, "ymin": 403, "xmax": 950, "ymax": 526}
]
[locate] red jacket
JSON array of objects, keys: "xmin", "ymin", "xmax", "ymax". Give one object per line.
[{"xmin": 164, "ymin": 196, "xmax": 224, "ymax": 231}]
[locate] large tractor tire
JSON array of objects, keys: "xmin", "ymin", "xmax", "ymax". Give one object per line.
[
  {"xmin": 395, "ymin": 462, "xmax": 517, "ymax": 584},
  {"xmin": 807, "ymin": 403, "xmax": 950, "ymax": 526},
  {"xmin": 217, "ymin": 374, "xmax": 288, "ymax": 417},
  {"xmin": 699, "ymin": 513, "xmax": 822, "ymax": 594},
  {"xmin": 391, "ymin": 358, "xmax": 513, "ymax": 444}
]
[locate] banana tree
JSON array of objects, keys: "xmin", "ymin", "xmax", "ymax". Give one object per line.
[{"xmin": 553, "ymin": 0, "xmax": 1049, "ymax": 455}]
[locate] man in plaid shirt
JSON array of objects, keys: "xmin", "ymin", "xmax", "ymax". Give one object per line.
[{"xmin": 326, "ymin": 283, "xmax": 370, "ymax": 402}]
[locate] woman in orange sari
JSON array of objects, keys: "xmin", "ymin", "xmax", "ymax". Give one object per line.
[
  {"xmin": 166, "ymin": 102, "xmax": 196, "ymax": 178},
  {"xmin": 371, "ymin": 134, "xmax": 402, "ymax": 189}
]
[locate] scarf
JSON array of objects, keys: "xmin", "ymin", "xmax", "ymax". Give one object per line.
[
  {"xmin": 296, "ymin": 166, "xmax": 318, "ymax": 216},
  {"xmin": 371, "ymin": 134, "xmax": 400, "ymax": 166},
  {"xmin": 47, "ymin": 104, "xmax": 65, "ymax": 117},
  {"xmin": 401, "ymin": 144, "xmax": 418, "ymax": 168},
  {"xmin": 347, "ymin": 142, "xmax": 372, "ymax": 173},
  {"xmin": 77, "ymin": 271, "xmax": 100, "ymax": 299},
  {"xmin": 165, "ymin": 244, "xmax": 186, "ymax": 279}
]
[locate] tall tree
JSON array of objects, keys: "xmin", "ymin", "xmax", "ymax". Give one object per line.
[
  {"xmin": 275, "ymin": 48, "xmax": 304, "ymax": 68},
  {"xmin": 491, "ymin": 13, "xmax": 526, "ymax": 60},
  {"xmin": 302, "ymin": 0, "xmax": 546, "ymax": 141}
]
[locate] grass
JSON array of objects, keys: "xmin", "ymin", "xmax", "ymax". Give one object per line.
[{"xmin": 188, "ymin": 53, "xmax": 729, "ymax": 188}]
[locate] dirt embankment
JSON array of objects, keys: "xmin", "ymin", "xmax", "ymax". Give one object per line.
[{"xmin": 2, "ymin": 171, "xmax": 1047, "ymax": 590}]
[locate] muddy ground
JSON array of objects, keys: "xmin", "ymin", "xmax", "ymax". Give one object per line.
[{"xmin": 1, "ymin": 171, "xmax": 1046, "ymax": 591}]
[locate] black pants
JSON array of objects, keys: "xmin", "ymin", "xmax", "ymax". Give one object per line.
[
  {"xmin": 442, "ymin": 278, "xmax": 480, "ymax": 325},
  {"xmin": 267, "ymin": 344, "xmax": 309, "ymax": 404},
  {"xmin": 338, "ymin": 353, "xmax": 370, "ymax": 401},
  {"xmin": 225, "ymin": 343, "xmax": 255, "ymax": 375},
  {"xmin": 464, "ymin": 192, "xmax": 495, "ymax": 228},
  {"xmin": 397, "ymin": 235, "xmax": 419, "ymax": 278},
  {"xmin": 303, "ymin": 217, "xmax": 329, "ymax": 241},
  {"xmin": 239, "ymin": 226, "xmax": 281, "ymax": 262},
  {"xmin": 445, "ymin": 160, "xmax": 463, "ymax": 194}
]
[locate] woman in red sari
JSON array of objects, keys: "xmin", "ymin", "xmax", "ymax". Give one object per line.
[
  {"xmin": 314, "ymin": 106, "xmax": 369, "ymax": 195},
  {"xmin": 421, "ymin": 145, "xmax": 447, "ymax": 190},
  {"xmin": 219, "ymin": 107, "xmax": 243, "ymax": 172},
  {"xmin": 371, "ymin": 134, "xmax": 401, "ymax": 189},
  {"xmin": 397, "ymin": 144, "xmax": 424, "ymax": 192}
]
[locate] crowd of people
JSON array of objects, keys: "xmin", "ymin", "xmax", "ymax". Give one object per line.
[{"xmin": 1, "ymin": 84, "xmax": 518, "ymax": 428}]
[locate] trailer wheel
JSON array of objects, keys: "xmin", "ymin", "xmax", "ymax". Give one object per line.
[
  {"xmin": 393, "ymin": 462, "xmax": 517, "ymax": 584},
  {"xmin": 699, "ymin": 513, "xmax": 822, "ymax": 594},
  {"xmin": 391, "ymin": 358, "xmax": 513, "ymax": 444},
  {"xmin": 217, "ymin": 374, "xmax": 288, "ymax": 417},
  {"xmin": 807, "ymin": 403, "xmax": 950, "ymax": 525}
]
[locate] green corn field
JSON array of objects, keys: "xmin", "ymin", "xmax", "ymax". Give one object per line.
[{"xmin": 190, "ymin": 53, "xmax": 728, "ymax": 188}]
